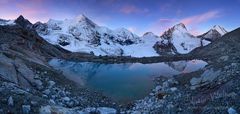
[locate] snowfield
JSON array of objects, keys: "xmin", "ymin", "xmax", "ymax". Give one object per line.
[
  {"xmin": 0, "ymin": 19, "xmax": 15, "ymax": 26},
  {"xmin": 1, "ymin": 15, "xmax": 227, "ymax": 57},
  {"xmin": 35, "ymin": 15, "xmax": 161, "ymax": 57}
]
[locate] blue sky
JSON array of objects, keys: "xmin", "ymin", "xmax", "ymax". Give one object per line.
[{"xmin": 0, "ymin": 0, "xmax": 240, "ymax": 35}]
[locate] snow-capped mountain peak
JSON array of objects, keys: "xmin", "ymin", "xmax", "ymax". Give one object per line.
[
  {"xmin": 74, "ymin": 14, "xmax": 97, "ymax": 28},
  {"xmin": 211, "ymin": 25, "xmax": 227, "ymax": 35},
  {"xmin": 198, "ymin": 25, "xmax": 228, "ymax": 41},
  {"xmin": 114, "ymin": 28, "xmax": 138, "ymax": 37},
  {"xmin": 75, "ymin": 14, "xmax": 88, "ymax": 21},
  {"xmin": 161, "ymin": 23, "xmax": 189, "ymax": 40},
  {"xmin": 0, "ymin": 18, "xmax": 15, "ymax": 26},
  {"xmin": 172, "ymin": 23, "xmax": 188, "ymax": 33},
  {"xmin": 156, "ymin": 23, "xmax": 201, "ymax": 54},
  {"xmin": 33, "ymin": 14, "xmax": 145, "ymax": 56},
  {"xmin": 142, "ymin": 32, "xmax": 159, "ymax": 39},
  {"xmin": 143, "ymin": 32, "xmax": 156, "ymax": 37}
]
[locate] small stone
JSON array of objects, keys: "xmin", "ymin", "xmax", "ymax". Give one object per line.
[
  {"xmin": 42, "ymin": 89, "xmax": 51, "ymax": 95},
  {"xmin": 219, "ymin": 56, "xmax": 229, "ymax": 61},
  {"xmin": 154, "ymin": 86, "xmax": 162, "ymax": 92},
  {"xmin": 228, "ymin": 107, "xmax": 238, "ymax": 114},
  {"xmin": 81, "ymin": 107, "xmax": 97, "ymax": 113},
  {"xmin": 22, "ymin": 105, "xmax": 31, "ymax": 114},
  {"xmin": 149, "ymin": 93, "xmax": 154, "ymax": 96},
  {"xmin": 35, "ymin": 80, "xmax": 42, "ymax": 85},
  {"xmin": 26, "ymin": 88, "xmax": 30, "ymax": 92},
  {"xmin": 42, "ymin": 95, "xmax": 48, "ymax": 98},
  {"xmin": 156, "ymin": 93, "xmax": 167, "ymax": 99},
  {"xmin": 162, "ymin": 81, "xmax": 169, "ymax": 88},
  {"xmin": 8, "ymin": 96, "xmax": 14, "ymax": 106},
  {"xmin": 0, "ymin": 109, "xmax": 3, "ymax": 113},
  {"xmin": 35, "ymin": 80, "xmax": 43, "ymax": 90},
  {"xmin": 170, "ymin": 87, "xmax": 177, "ymax": 92},
  {"xmin": 34, "ymin": 75, "xmax": 40, "ymax": 79},
  {"xmin": 190, "ymin": 86, "xmax": 197, "ymax": 90},
  {"xmin": 66, "ymin": 100, "xmax": 75, "ymax": 108},
  {"xmin": 63, "ymin": 97, "xmax": 70, "ymax": 102},
  {"xmin": 49, "ymin": 99, "xmax": 56, "ymax": 105},
  {"xmin": 97, "ymin": 107, "xmax": 117, "ymax": 114},
  {"xmin": 30, "ymin": 101, "xmax": 38, "ymax": 106},
  {"xmin": 59, "ymin": 91, "xmax": 66, "ymax": 97},
  {"xmin": 190, "ymin": 77, "xmax": 200, "ymax": 86},
  {"xmin": 48, "ymin": 81, "xmax": 55, "ymax": 88}
]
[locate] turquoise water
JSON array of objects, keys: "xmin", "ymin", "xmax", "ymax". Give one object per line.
[{"xmin": 49, "ymin": 59, "xmax": 207, "ymax": 103}]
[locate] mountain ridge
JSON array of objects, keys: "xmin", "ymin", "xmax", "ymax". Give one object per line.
[
  {"xmin": 0, "ymin": 15, "xmax": 229, "ymax": 57},
  {"xmin": 198, "ymin": 25, "xmax": 228, "ymax": 41}
]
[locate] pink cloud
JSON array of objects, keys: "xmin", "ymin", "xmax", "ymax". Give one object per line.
[
  {"xmin": 16, "ymin": 4, "xmax": 45, "ymax": 15},
  {"xmin": 181, "ymin": 10, "xmax": 220, "ymax": 26},
  {"xmin": 120, "ymin": 5, "xmax": 149, "ymax": 14},
  {"xmin": 180, "ymin": 10, "xmax": 221, "ymax": 35},
  {"xmin": 0, "ymin": 0, "xmax": 49, "ymax": 23},
  {"xmin": 14, "ymin": 1, "xmax": 49, "ymax": 23},
  {"xmin": 147, "ymin": 10, "xmax": 221, "ymax": 36}
]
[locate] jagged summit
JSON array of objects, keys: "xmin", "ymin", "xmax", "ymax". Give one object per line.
[
  {"xmin": 198, "ymin": 25, "xmax": 228, "ymax": 41},
  {"xmin": 173, "ymin": 23, "xmax": 187, "ymax": 31},
  {"xmin": 16, "ymin": 15, "xmax": 24, "ymax": 20},
  {"xmin": 212, "ymin": 25, "xmax": 227, "ymax": 35},
  {"xmin": 143, "ymin": 32, "xmax": 155, "ymax": 36},
  {"xmin": 74, "ymin": 14, "xmax": 97, "ymax": 28},
  {"xmin": 1, "ymin": 15, "xmax": 227, "ymax": 57},
  {"xmin": 142, "ymin": 32, "xmax": 158, "ymax": 38},
  {"xmin": 161, "ymin": 23, "xmax": 189, "ymax": 39},
  {"xmin": 156, "ymin": 23, "xmax": 201, "ymax": 54},
  {"xmin": 15, "ymin": 15, "xmax": 32, "ymax": 29},
  {"xmin": 33, "ymin": 14, "xmax": 143, "ymax": 56},
  {"xmin": 75, "ymin": 14, "xmax": 88, "ymax": 21}
]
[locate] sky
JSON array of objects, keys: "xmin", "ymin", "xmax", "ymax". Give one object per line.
[{"xmin": 0, "ymin": 0, "xmax": 240, "ymax": 36}]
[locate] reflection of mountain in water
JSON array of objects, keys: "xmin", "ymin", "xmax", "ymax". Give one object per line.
[
  {"xmin": 49, "ymin": 59, "xmax": 208, "ymax": 102},
  {"xmin": 165, "ymin": 61, "xmax": 187, "ymax": 72},
  {"xmin": 56, "ymin": 60, "xmax": 133, "ymax": 82}
]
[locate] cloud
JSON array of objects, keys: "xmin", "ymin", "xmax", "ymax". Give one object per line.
[
  {"xmin": 0, "ymin": 0, "xmax": 51, "ymax": 23},
  {"xmin": 147, "ymin": 10, "xmax": 221, "ymax": 35},
  {"xmin": 14, "ymin": 0, "xmax": 49, "ymax": 22},
  {"xmin": 181, "ymin": 10, "xmax": 220, "ymax": 26},
  {"xmin": 180, "ymin": 10, "xmax": 221, "ymax": 35},
  {"xmin": 120, "ymin": 5, "xmax": 149, "ymax": 14},
  {"xmin": 16, "ymin": 3, "xmax": 46, "ymax": 15}
]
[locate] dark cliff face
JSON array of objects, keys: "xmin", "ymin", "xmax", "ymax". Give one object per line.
[
  {"xmin": 0, "ymin": 25, "xmax": 70, "ymax": 59},
  {"xmin": 197, "ymin": 25, "xmax": 228, "ymax": 42},
  {"xmin": 0, "ymin": 24, "xmax": 113, "ymax": 114},
  {"xmin": 198, "ymin": 29, "xmax": 223, "ymax": 41},
  {"xmin": 191, "ymin": 27, "xmax": 240, "ymax": 59},
  {"xmin": 0, "ymin": 22, "xmax": 95, "ymax": 88},
  {"xmin": 14, "ymin": 15, "xmax": 33, "ymax": 29},
  {"xmin": 0, "ymin": 24, "xmax": 71, "ymax": 88},
  {"xmin": 153, "ymin": 41, "xmax": 178, "ymax": 55}
]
